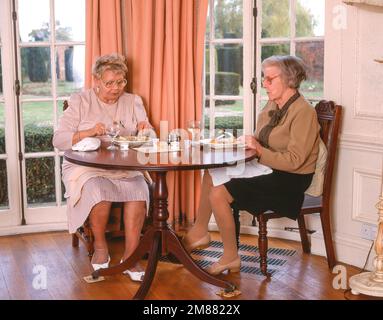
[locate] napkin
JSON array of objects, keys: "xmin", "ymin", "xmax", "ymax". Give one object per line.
[
  {"xmin": 72, "ymin": 137, "xmax": 101, "ymax": 152},
  {"xmin": 209, "ymin": 158, "xmax": 272, "ymax": 186}
]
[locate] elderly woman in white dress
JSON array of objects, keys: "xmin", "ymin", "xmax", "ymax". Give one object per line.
[{"xmin": 53, "ymin": 53, "xmax": 152, "ymax": 281}]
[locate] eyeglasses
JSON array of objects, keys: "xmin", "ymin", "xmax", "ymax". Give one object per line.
[
  {"xmin": 101, "ymin": 78, "xmax": 127, "ymax": 89},
  {"xmin": 261, "ymin": 74, "xmax": 281, "ymax": 85}
]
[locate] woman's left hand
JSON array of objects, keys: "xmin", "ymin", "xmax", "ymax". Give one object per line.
[
  {"xmin": 239, "ymin": 135, "xmax": 263, "ymax": 157},
  {"xmin": 137, "ymin": 121, "xmax": 151, "ymax": 131}
]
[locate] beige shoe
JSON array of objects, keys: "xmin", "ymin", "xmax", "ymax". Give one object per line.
[
  {"xmin": 205, "ymin": 256, "xmax": 241, "ymax": 275},
  {"xmin": 182, "ymin": 233, "xmax": 211, "ymax": 252}
]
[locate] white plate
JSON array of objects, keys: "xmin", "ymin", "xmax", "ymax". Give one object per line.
[
  {"xmin": 114, "ymin": 136, "xmax": 152, "ymax": 148},
  {"xmin": 200, "ymin": 138, "xmax": 245, "ymax": 149}
]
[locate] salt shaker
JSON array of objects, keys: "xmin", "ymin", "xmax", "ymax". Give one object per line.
[{"xmin": 168, "ymin": 132, "xmax": 180, "ymax": 151}]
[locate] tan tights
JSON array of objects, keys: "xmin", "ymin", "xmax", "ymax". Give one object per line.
[
  {"xmin": 186, "ymin": 170, "xmax": 239, "ymax": 264},
  {"xmin": 90, "ymin": 200, "xmax": 146, "ymax": 268}
]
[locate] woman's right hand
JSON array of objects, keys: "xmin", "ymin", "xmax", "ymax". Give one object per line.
[
  {"xmin": 238, "ymin": 135, "xmax": 263, "ymax": 157},
  {"xmin": 90, "ymin": 123, "xmax": 106, "ymax": 137}
]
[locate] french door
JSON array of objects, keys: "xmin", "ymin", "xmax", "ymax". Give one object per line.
[{"xmin": 0, "ymin": 0, "xmax": 85, "ymax": 231}]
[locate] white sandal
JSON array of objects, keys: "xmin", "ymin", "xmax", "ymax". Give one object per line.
[
  {"xmin": 92, "ymin": 256, "xmax": 111, "ymax": 271},
  {"xmin": 120, "ymin": 260, "xmax": 145, "ymax": 282}
]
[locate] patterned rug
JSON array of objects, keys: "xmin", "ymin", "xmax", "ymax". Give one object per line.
[{"xmin": 160, "ymin": 240, "xmax": 296, "ymax": 276}]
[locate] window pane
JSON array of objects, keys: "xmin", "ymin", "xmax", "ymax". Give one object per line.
[
  {"xmin": 21, "ymin": 47, "xmax": 52, "ymax": 98},
  {"xmin": 296, "ymin": 0, "xmax": 325, "ymax": 37},
  {"xmin": 0, "ymin": 160, "xmax": 9, "ymax": 209},
  {"xmin": 23, "ymin": 101, "xmax": 54, "ymax": 153},
  {"xmin": 26, "ymin": 157, "xmax": 56, "ymax": 206},
  {"xmin": 262, "ymin": 0, "xmax": 290, "ymax": 38},
  {"xmin": 56, "ymin": 45, "xmax": 85, "ymax": 97},
  {"xmin": 55, "ymin": 0, "xmax": 85, "ymax": 42},
  {"xmin": 0, "ymin": 102, "xmax": 5, "ymax": 153},
  {"xmin": 18, "ymin": 0, "xmax": 50, "ymax": 43},
  {"xmin": 296, "ymin": 41, "xmax": 324, "ymax": 101},
  {"xmin": 216, "ymin": 44, "xmax": 243, "ymax": 89},
  {"xmin": 214, "ymin": 0, "xmax": 243, "ymax": 39}
]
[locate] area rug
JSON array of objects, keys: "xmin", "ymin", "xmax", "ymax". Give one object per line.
[{"xmin": 160, "ymin": 240, "xmax": 296, "ymax": 276}]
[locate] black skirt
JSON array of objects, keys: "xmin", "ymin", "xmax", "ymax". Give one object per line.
[{"xmin": 224, "ymin": 169, "xmax": 314, "ymax": 220}]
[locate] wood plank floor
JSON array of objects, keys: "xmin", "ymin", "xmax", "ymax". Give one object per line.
[{"xmin": 0, "ymin": 230, "xmax": 371, "ymax": 300}]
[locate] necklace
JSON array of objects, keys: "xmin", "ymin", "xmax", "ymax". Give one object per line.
[{"xmin": 95, "ymin": 94, "xmax": 120, "ymax": 123}]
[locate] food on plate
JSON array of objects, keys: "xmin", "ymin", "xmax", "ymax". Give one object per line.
[
  {"xmin": 210, "ymin": 136, "xmax": 236, "ymax": 144},
  {"xmin": 116, "ymin": 135, "xmax": 149, "ymax": 142}
]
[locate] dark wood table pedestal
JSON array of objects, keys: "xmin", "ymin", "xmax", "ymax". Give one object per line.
[{"xmin": 92, "ymin": 171, "xmax": 235, "ymax": 300}]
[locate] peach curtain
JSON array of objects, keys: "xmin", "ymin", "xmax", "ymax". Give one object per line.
[
  {"xmin": 85, "ymin": 0, "xmax": 123, "ymax": 88},
  {"xmin": 123, "ymin": 0, "xmax": 209, "ymax": 225}
]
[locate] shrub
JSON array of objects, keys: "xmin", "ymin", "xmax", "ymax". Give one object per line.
[
  {"xmin": 0, "ymin": 125, "xmax": 56, "ymax": 205},
  {"xmin": 204, "ymin": 115, "xmax": 243, "ymax": 137},
  {"xmin": 24, "ymin": 124, "xmax": 54, "ymax": 153}
]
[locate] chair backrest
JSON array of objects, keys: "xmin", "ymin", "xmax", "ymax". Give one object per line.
[
  {"xmin": 314, "ymin": 100, "xmax": 342, "ymax": 204},
  {"xmin": 63, "ymin": 100, "xmax": 69, "ymax": 111}
]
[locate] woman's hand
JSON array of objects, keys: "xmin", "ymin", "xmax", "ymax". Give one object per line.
[
  {"xmin": 137, "ymin": 121, "xmax": 151, "ymax": 131},
  {"xmin": 238, "ymin": 135, "xmax": 263, "ymax": 157},
  {"xmin": 90, "ymin": 123, "xmax": 106, "ymax": 136}
]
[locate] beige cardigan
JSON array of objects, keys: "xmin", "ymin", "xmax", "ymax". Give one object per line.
[{"xmin": 255, "ymin": 96, "xmax": 320, "ymax": 174}]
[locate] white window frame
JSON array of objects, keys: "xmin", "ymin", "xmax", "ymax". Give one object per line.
[{"xmin": 205, "ymin": 0, "xmax": 254, "ymax": 136}]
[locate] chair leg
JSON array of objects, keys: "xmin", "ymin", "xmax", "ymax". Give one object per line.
[
  {"xmin": 320, "ymin": 208, "xmax": 336, "ymax": 269},
  {"xmin": 257, "ymin": 214, "xmax": 269, "ymax": 276},
  {"xmin": 72, "ymin": 234, "xmax": 79, "ymax": 247},
  {"xmin": 297, "ymin": 215, "xmax": 311, "ymax": 254},
  {"xmin": 232, "ymin": 208, "xmax": 241, "ymax": 248}
]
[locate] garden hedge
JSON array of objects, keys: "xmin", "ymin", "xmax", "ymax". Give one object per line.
[{"xmin": 0, "ymin": 125, "xmax": 56, "ymax": 205}]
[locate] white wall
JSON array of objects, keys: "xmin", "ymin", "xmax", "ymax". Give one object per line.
[
  {"xmin": 225, "ymin": 0, "xmax": 383, "ymax": 270},
  {"xmin": 323, "ymin": 0, "xmax": 383, "ymax": 268}
]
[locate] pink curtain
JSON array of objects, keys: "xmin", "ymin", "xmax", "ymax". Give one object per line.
[
  {"xmin": 123, "ymin": 0, "xmax": 209, "ymax": 225},
  {"xmin": 85, "ymin": 0, "xmax": 123, "ymax": 88}
]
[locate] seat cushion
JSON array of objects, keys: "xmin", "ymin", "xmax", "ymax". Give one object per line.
[
  {"xmin": 305, "ymin": 138, "xmax": 327, "ymax": 197},
  {"xmin": 302, "ymin": 194, "xmax": 322, "ymax": 208}
]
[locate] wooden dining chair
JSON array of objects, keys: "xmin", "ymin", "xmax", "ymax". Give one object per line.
[
  {"xmin": 62, "ymin": 100, "xmax": 154, "ymax": 257},
  {"xmin": 233, "ymin": 100, "xmax": 342, "ymax": 275}
]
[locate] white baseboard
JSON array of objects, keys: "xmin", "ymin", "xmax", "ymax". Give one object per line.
[{"xmin": 0, "ymin": 223, "xmax": 68, "ymax": 236}]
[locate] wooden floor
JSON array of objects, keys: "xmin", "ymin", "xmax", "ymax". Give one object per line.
[{"xmin": 0, "ymin": 230, "xmax": 369, "ymax": 300}]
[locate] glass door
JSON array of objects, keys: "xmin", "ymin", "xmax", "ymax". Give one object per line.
[
  {"xmin": 204, "ymin": 0, "xmax": 254, "ymax": 138},
  {"xmin": 0, "ymin": 0, "xmax": 85, "ymax": 229}
]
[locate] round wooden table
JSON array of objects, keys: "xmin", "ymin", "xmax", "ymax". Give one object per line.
[{"xmin": 65, "ymin": 145, "xmax": 257, "ymax": 299}]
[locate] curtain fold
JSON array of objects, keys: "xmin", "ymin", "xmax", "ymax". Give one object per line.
[
  {"xmin": 85, "ymin": 0, "xmax": 123, "ymax": 88},
  {"xmin": 123, "ymin": 0, "xmax": 209, "ymax": 225}
]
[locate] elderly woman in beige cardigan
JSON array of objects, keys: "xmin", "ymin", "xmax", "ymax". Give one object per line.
[
  {"xmin": 183, "ymin": 55, "xmax": 321, "ymax": 275},
  {"xmin": 53, "ymin": 53, "xmax": 152, "ymax": 281}
]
